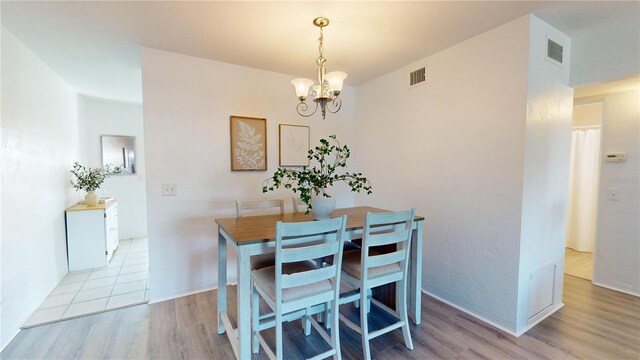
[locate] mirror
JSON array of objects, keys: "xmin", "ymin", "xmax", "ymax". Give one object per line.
[{"xmin": 101, "ymin": 135, "xmax": 136, "ymax": 174}]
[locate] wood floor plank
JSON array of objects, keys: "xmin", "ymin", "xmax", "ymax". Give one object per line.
[{"xmin": 2, "ymin": 276, "xmax": 638, "ymax": 360}]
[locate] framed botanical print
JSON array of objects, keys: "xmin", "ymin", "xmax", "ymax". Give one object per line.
[
  {"xmin": 279, "ymin": 124, "xmax": 310, "ymax": 167},
  {"xmin": 230, "ymin": 115, "xmax": 267, "ymax": 171}
]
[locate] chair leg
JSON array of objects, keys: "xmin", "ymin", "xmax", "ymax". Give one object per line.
[
  {"xmin": 251, "ymin": 281, "xmax": 260, "ymax": 354},
  {"xmin": 304, "ymin": 307, "xmax": 312, "ymax": 336},
  {"xmin": 353, "ymin": 286, "xmax": 360, "ymax": 308},
  {"xmin": 276, "ymin": 313, "xmax": 283, "ymax": 360},
  {"xmin": 366, "ymin": 289, "xmax": 372, "ymax": 314},
  {"xmin": 331, "ymin": 298, "xmax": 342, "ymax": 360},
  {"xmin": 325, "ymin": 302, "xmax": 332, "ymax": 329},
  {"xmin": 398, "ymin": 280, "xmax": 414, "ymax": 350},
  {"xmin": 360, "ymin": 288, "xmax": 371, "ymax": 360}
]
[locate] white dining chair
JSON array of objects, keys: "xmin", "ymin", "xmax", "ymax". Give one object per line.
[
  {"xmin": 251, "ymin": 216, "xmax": 347, "ymax": 360},
  {"xmin": 236, "ymin": 199, "xmax": 285, "ymax": 218},
  {"xmin": 337, "ymin": 209, "xmax": 415, "ymax": 360},
  {"xmin": 236, "ymin": 199, "xmax": 285, "ymax": 270},
  {"xmin": 292, "ymin": 196, "xmax": 308, "ymax": 213}
]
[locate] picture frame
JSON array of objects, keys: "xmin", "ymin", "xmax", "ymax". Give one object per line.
[
  {"xmin": 230, "ymin": 115, "xmax": 267, "ymax": 171},
  {"xmin": 279, "ymin": 124, "xmax": 310, "ymax": 167}
]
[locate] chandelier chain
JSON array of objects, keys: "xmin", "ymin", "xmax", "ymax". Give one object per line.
[{"xmin": 317, "ymin": 26, "xmax": 325, "ymax": 66}]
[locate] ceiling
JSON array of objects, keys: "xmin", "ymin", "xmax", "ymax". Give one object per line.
[
  {"xmin": 2, "ymin": 1, "xmax": 639, "ymax": 103},
  {"xmin": 574, "ymin": 75, "xmax": 640, "ymax": 99}
]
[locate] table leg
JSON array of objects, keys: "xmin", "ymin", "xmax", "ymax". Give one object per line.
[
  {"xmin": 217, "ymin": 228, "xmax": 227, "ymax": 334},
  {"xmin": 236, "ymin": 246, "xmax": 252, "ymax": 360},
  {"xmin": 410, "ymin": 221, "xmax": 423, "ymax": 324}
]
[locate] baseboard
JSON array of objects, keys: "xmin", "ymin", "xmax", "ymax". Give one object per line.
[
  {"xmin": 592, "ymin": 280, "xmax": 640, "ymax": 297},
  {"xmin": 517, "ymin": 303, "xmax": 564, "ymax": 336},
  {"xmin": 149, "ymin": 282, "xmax": 237, "ymax": 304},
  {"xmin": 1, "ymin": 328, "xmax": 20, "ymax": 353},
  {"xmin": 1, "ymin": 273, "xmax": 67, "ymax": 353},
  {"xmin": 422, "ymin": 289, "xmax": 519, "ymax": 337}
]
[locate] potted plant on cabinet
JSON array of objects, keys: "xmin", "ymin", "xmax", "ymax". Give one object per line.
[
  {"xmin": 70, "ymin": 162, "xmax": 122, "ymax": 206},
  {"xmin": 262, "ymin": 134, "xmax": 372, "ymax": 220}
]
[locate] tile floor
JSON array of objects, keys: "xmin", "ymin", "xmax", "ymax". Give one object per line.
[
  {"xmin": 22, "ymin": 238, "xmax": 149, "ymax": 328},
  {"xmin": 565, "ymin": 247, "xmax": 594, "ymax": 280}
]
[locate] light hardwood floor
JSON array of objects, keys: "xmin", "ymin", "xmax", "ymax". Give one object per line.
[
  {"xmin": 2, "ymin": 275, "xmax": 639, "ymax": 359},
  {"xmin": 565, "ymin": 248, "xmax": 594, "ymax": 280}
]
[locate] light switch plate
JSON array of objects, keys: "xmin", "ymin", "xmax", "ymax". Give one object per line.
[
  {"xmin": 162, "ymin": 183, "xmax": 177, "ymax": 196},
  {"xmin": 608, "ymin": 188, "xmax": 620, "ymax": 201}
]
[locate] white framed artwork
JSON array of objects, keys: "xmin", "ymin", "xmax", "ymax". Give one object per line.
[{"xmin": 279, "ymin": 124, "xmax": 310, "ymax": 167}]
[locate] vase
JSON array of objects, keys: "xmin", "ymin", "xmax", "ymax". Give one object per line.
[
  {"xmin": 311, "ymin": 195, "xmax": 336, "ymax": 220},
  {"xmin": 85, "ymin": 190, "xmax": 99, "ymax": 206}
]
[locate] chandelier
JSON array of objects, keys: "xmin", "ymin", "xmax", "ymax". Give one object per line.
[{"xmin": 291, "ymin": 17, "xmax": 348, "ymax": 119}]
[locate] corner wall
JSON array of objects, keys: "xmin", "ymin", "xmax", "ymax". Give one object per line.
[
  {"xmin": 141, "ymin": 48, "xmax": 357, "ymax": 301},
  {"xmin": 77, "ymin": 95, "xmax": 148, "ymax": 239},
  {"xmin": 515, "ymin": 16, "xmax": 573, "ymax": 332},
  {"xmin": 1, "ymin": 28, "xmax": 80, "ymax": 350},
  {"xmin": 354, "ymin": 16, "xmax": 531, "ymax": 331}
]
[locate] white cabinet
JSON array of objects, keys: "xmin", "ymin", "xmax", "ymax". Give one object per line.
[{"xmin": 65, "ymin": 199, "xmax": 119, "ymax": 271}]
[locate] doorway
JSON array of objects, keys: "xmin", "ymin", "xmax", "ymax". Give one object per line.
[{"xmin": 565, "ymin": 101, "xmax": 602, "ymax": 281}]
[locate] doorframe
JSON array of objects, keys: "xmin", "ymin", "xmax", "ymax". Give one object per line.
[{"xmin": 567, "ymin": 97, "xmax": 605, "ymax": 283}]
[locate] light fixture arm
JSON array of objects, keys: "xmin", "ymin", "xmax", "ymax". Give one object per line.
[{"xmin": 296, "ymin": 100, "xmax": 319, "ymax": 118}]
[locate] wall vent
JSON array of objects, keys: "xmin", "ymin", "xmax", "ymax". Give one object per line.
[
  {"xmin": 527, "ymin": 262, "xmax": 557, "ymax": 323},
  {"xmin": 409, "ymin": 67, "xmax": 426, "ymax": 88},
  {"xmin": 546, "ymin": 38, "xmax": 563, "ymax": 65}
]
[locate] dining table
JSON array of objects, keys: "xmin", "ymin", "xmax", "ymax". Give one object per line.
[{"xmin": 215, "ymin": 206, "xmax": 425, "ymax": 360}]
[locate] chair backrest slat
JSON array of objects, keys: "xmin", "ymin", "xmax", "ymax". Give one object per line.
[
  {"xmin": 279, "ymin": 219, "xmax": 343, "ymax": 238},
  {"xmin": 236, "ymin": 199, "xmax": 284, "ymax": 217},
  {"xmin": 281, "ymin": 241, "xmax": 340, "ymax": 264},
  {"xmin": 367, "ymin": 229, "xmax": 411, "ymax": 247},
  {"xmin": 368, "ymin": 250, "xmax": 405, "ymax": 269},
  {"xmin": 366, "ymin": 210, "xmax": 414, "ymax": 226},
  {"xmin": 282, "ymin": 265, "xmax": 336, "ymax": 289}
]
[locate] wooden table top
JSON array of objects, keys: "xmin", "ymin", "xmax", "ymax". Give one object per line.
[
  {"xmin": 215, "ymin": 206, "xmax": 425, "ymax": 245},
  {"xmin": 66, "ymin": 197, "xmax": 117, "ymax": 212}
]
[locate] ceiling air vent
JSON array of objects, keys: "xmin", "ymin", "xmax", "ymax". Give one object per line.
[
  {"xmin": 409, "ymin": 67, "xmax": 426, "ymax": 88},
  {"xmin": 546, "ymin": 38, "xmax": 563, "ymax": 65}
]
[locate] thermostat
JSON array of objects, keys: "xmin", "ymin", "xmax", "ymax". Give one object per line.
[{"xmin": 605, "ymin": 152, "xmax": 626, "ymax": 162}]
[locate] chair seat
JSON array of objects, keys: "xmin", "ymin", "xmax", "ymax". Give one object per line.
[
  {"xmin": 251, "ymin": 262, "xmax": 332, "ymax": 303},
  {"xmin": 341, "ymin": 250, "xmax": 402, "ymax": 280}
]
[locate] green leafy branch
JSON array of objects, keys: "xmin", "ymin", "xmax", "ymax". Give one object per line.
[
  {"xmin": 262, "ymin": 135, "xmax": 372, "ymax": 212},
  {"xmin": 70, "ymin": 162, "xmax": 123, "ymax": 192}
]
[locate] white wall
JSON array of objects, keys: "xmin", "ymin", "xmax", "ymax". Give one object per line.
[
  {"xmin": 355, "ymin": 16, "xmax": 531, "ymax": 331},
  {"xmin": 141, "ymin": 48, "xmax": 357, "ymax": 301},
  {"xmin": 515, "ymin": 16, "xmax": 573, "ymax": 332},
  {"xmin": 78, "ymin": 95, "xmax": 148, "ymax": 239},
  {"xmin": 1, "ymin": 29, "xmax": 80, "ymax": 350},
  {"xmin": 570, "ymin": 14, "xmax": 640, "ymax": 87},
  {"xmin": 590, "ymin": 89, "xmax": 640, "ymax": 296}
]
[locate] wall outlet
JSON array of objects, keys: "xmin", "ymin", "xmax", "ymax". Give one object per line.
[
  {"xmin": 162, "ymin": 183, "xmax": 177, "ymax": 196},
  {"xmin": 607, "ymin": 188, "xmax": 620, "ymax": 201}
]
